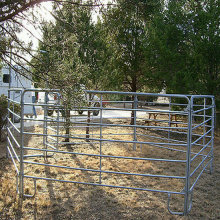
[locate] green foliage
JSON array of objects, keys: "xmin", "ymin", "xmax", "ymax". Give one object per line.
[
  {"xmin": 19, "ymin": 0, "xmax": 220, "ymax": 113},
  {"xmin": 1, "ymin": 0, "xmax": 219, "ymax": 112},
  {"xmin": 148, "ymin": 0, "xmax": 220, "ymax": 107},
  {"xmin": 0, "ymin": 94, "xmax": 21, "ymax": 141},
  {"xmin": 31, "ymin": 1, "xmax": 110, "ymax": 140},
  {"xmin": 0, "ymin": 0, "xmax": 47, "ymax": 22},
  {"xmin": 102, "ymin": 0, "xmax": 163, "ymax": 93},
  {"xmin": 32, "ymin": 12, "xmax": 86, "ymax": 108},
  {"xmin": 0, "ymin": 61, "xmax": 2, "ymax": 71},
  {"xmin": 32, "ymin": 1, "xmax": 108, "ymax": 99},
  {"xmin": 0, "ymin": 95, "xmax": 8, "ymax": 141},
  {"xmin": 0, "ymin": 94, "xmax": 8, "ymax": 125}
]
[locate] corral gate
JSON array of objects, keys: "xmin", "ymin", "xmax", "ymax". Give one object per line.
[{"xmin": 6, "ymin": 88, "xmax": 215, "ymax": 215}]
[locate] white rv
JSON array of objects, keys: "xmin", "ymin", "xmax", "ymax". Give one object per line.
[{"xmin": 0, "ymin": 65, "xmax": 34, "ymax": 115}]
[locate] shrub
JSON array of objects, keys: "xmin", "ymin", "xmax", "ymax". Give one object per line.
[
  {"xmin": 0, "ymin": 94, "xmax": 21, "ymax": 141},
  {"xmin": 0, "ymin": 95, "xmax": 8, "ymax": 141}
]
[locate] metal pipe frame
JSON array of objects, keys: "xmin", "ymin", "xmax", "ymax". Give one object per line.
[
  {"xmin": 6, "ymin": 89, "xmax": 215, "ymax": 216},
  {"xmin": 19, "ymin": 90, "xmax": 25, "ymax": 198}
]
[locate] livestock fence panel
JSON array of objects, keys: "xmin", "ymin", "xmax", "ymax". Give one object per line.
[{"xmin": 6, "ymin": 88, "xmax": 215, "ymax": 215}]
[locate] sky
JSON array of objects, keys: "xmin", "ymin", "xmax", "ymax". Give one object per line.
[
  {"xmin": 19, "ymin": 1, "xmax": 110, "ymax": 51},
  {"xmin": 12, "ymin": 2, "xmax": 55, "ymax": 63},
  {"xmin": 18, "ymin": 2, "xmax": 54, "ymax": 51},
  {"xmin": 16, "ymin": 0, "xmax": 111, "ymax": 62}
]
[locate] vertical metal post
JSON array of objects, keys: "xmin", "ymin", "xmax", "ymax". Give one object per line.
[
  {"xmin": 6, "ymin": 90, "xmax": 10, "ymax": 158},
  {"xmin": 9, "ymin": 46, "xmax": 12, "ymax": 91},
  {"xmin": 99, "ymin": 94, "xmax": 103, "ymax": 184},
  {"xmin": 184, "ymin": 98, "xmax": 193, "ymax": 215},
  {"xmin": 43, "ymin": 91, "xmax": 48, "ymax": 159},
  {"xmin": 12, "ymin": 99, "xmax": 15, "ymax": 125},
  {"xmin": 202, "ymin": 98, "xmax": 207, "ymax": 169},
  {"xmin": 133, "ymin": 95, "xmax": 138, "ymax": 150},
  {"xmin": 8, "ymin": 46, "xmax": 12, "ymax": 147},
  {"xmin": 91, "ymin": 112, "xmax": 94, "ymax": 139},
  {"xmin": 168, "ymin": 97, "xmax": 171, "ymax": 141},
  {"xmin": 19, "ymin": 90, "xmax": 25, "ymax": 197},
  {"xmin": 56, "ymin": 93, "xmax": 60, "ymax": 150},
  {"xmin": 203, "ymin": 98, "xmax": 206, "ymax": 146},
  {"xmin": 86, "ymin": 93, "xmax": 91, "ymax": 142},
  {"xmin": 210, "ymin": 97, "xmax": 215, "ymax": 173}
]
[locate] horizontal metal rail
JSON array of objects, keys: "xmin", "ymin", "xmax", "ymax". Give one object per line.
[
  {"xmin": 6, "ymin": 88, "xmax": 215, "ymax": 216},
  {"xmin": 191, "ymin": 138, "xmax": 213, "ymax": 162},
  {"xmin": 63, "ymin": 132, "xmax": 133, "ymax": 137},
  {"xmin": 193, "ymin": 105, "xmax": 214, "ymax": 114},
  {"xmin": 191, "ymin": 128, "xmax": 212, "ymax": 146},
  {"xmin": 45, "ymin": 142, "xmax": 57, "ymax": 150},
  {"xmin": 7, "ymin": 137, "xmax": 20, "ymax": 162},
  {"xmin": 190, "ymin": 150, "xmax": 212, "ymax": 177},
  {"xmin": 24, "ymin": 175, "xmax": 185, "ymax": 195},
  {"xmin": 8, "ymin": 88, "xmax": 60, "ymax": 92},
  {"xmin": 190, "ymin": 159, "xmax": 212, "ymax": 191},
  {"xmin": 85, "ymin": 106, "xmax": 188, "ymax": 115},
  {"xmin": 47, "ymin": 126, "xmax": 57, "ymax": 132},
  {"xmin": 7, "ymin": 108, "xmax": 21, "ymax": 119},
  {"xmin": 137, "ymin": 133, "xmax": 210, "ymax": 149},
  {"xmin": 23, "ymin": 160, "xmax": 186, "ymax": 179},
  {"xmin": 23, "ymin": 147, "xmax": 187, "ymax": 163},
  {"xmin": 7, "ymin": 146, "xmax": 19, "ymax": 174},
  {"xmin": 7, "ymin": 117, "xmax": 20, "ymax": 133},
  {"xmin": 23, "ymin": 132, "xmax": 188, "ymax": 147},
  {"xmin": 52, "ymin": 121, "xmax": 189, "ymax": 130},
  {"xmin": 47, "ymin": 136, "xmax": 57, "ymax": 142},
  {"xmin": 23, "ymin": 154, "xmax": 45, "ymax": 158},
  {"xmin": 192, "ymin": 117, "xmax": 212, "ymax": 130},
  {"xmin": 7, "ymin": 127, "xmax": 20, "ymax": 148},
  {"xmin": 7, "ymin": 98, "xmax": 20, "ymax": 105},
  {"xmin": 86, "ymin": 90, "xmax": 191, "ymax": 100}
]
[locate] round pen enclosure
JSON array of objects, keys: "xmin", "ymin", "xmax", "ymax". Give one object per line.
[{"xmin": 6, "ymin": 89, "xmax": 215, "ymax": 215}]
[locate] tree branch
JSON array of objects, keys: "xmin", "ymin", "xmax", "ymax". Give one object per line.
[
  {"xmin": 0, "ymin": 0, "xmax": 47, "ymax": 22},
  {"xmin": 0, "ymin": 0, "xmax": 115, "ymax": 22}
]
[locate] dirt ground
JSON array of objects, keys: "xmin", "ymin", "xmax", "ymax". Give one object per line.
[{"xmin": 0, "ymin": 120, "xmax": 220, "ymax": 220}]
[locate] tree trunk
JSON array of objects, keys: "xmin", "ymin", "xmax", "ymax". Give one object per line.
[
  {"xmin": 86, "ymin": 110, "xmax": 91, "ymax": 142},
  {"xmin": 0, "ymin": 127, "xmax": 2, "ymax": 142},
  {"xmin": 65, "ymin": 109, "xmax": 71, "ymax": 143},
  {"xmin": 86, "ymin": 93, "xmax": 92, "ymax": 142},
  {"xmin": 130, "ymin": 76, "xmax": 137, "ymax": 125}
]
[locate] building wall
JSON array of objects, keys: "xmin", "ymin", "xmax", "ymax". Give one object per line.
[{"xmin": 0, "ymin": 66, "xmax": 34, "ymax": 115}]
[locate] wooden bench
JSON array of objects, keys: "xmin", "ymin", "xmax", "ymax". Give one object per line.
[
  {"xmin": 144, "ymin": 113, "xmax": 181, "ymax": 127},
  {"xmin": 144, "ymin": 113, "xmax": 158, "ymax": 126}
]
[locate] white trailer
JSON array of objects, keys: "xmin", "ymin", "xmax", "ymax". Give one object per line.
[{"xmin": 0, "ymin": 65, "xmax": 34, "ymax": 115}]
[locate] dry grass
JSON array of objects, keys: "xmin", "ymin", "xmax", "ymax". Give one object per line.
[{"xmin": 0, "ymin": 117, "xmax": 220, "ymax": 220}]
